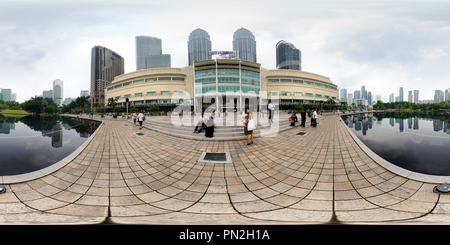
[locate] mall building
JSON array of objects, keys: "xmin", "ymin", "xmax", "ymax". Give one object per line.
[{"xmin": 105, "ymin": 59, "xmax": 338, "ymax": 112}]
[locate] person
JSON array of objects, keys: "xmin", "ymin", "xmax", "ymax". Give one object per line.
[
  {"xmin": 312, "ymin": 109, "xmax": 317, "ymax": 127},
  {"xmin": 300, "ymin": 109, "xmax": 306, "ymax": 127},
  {"xmin": 194, "ymin": 113, "xmax": 207, "ymax": 134},
  {"xmin": 337, "ymin": 109, "xmax": 341, "ymax": 121},
  {"xmin": 245, "ymin": 108, "xmax": 254, "ymax": 145},
  {"xmin": 205, "ymin": 116, "xmax": 215, "ymax": 138},
  {"xmin": 289, "ymin": 114, "xmax": 295, "ymax": 126},
  {"xmin": 122, "ymin": 112, "xmax": 125, "ymax": 119},
  {"xmin": 132, "ymin": 111, "xmax": 137, "ymax": 126},
  {"xmin": 291, "ymin": 112, "xmax": 298, "ymax": 122},
  {"xmin": 268, "ymin": 101, "xmax": 275, "ymax": 123},
  {"xmin": 137, "ymin": 110, "xmax": 144, "ymax": 129}
]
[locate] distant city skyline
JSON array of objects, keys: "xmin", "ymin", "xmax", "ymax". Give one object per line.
[{"xmin": 1, "ymin": 1, "xmax": 449, "ymax": 103}]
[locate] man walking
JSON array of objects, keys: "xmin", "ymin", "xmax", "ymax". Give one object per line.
[
  {"xmin": 268, "ymin": 101, "xmax": 275, "ymax": 124},
  {"xmin": 301, "ymin": 109, "xmax": 306, "ymax": 127},
  {"xmin": 312, "ymin": 109, "xmax": 317, "ymax": 127}
]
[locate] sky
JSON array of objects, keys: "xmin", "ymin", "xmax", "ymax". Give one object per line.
[{"xmin": 0, "ymin": 0, "xmax": 449, "ymax": 103}]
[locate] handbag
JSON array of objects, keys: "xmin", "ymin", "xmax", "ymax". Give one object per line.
[{"xmin": 247, "ymin": 119, "xmax": 256, "ymax": 131}]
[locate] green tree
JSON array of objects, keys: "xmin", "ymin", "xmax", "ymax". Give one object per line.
[{"xmin": 107, "ymin": 97, "xmax": 118, "ymax": 110}]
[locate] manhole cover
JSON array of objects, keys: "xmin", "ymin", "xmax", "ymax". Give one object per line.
[
  {"xmin": 204, "ymin": 153, "xmax": 227, "ymax": 161},
  {"xmin": 434, "ymin": 184, "xmax": 450, "ymax": 194},
  {"xmin": 198, "ymin": 151, "xmax": 232, "ymax": 164},
  {"xmin": 0, "ymin": 185, "xmax": 6, "ymax": 194},
  {"xmin": 296, "ymin": 132, "xmax": 308, "ymax": 136},
  {"xmin": 134, "ymin": 132, "xmax": 145, "ymax": 136}
]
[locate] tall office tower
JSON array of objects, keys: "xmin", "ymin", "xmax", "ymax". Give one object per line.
[
  {"xmin": 414, "ymin": 90, "xmax": 419, "ymax": 103},
  {"xmin": 43, "ymin": 89, "xmax": 53, "ymax": 99},
  {"xmin": 11, "ymin": 93, "xmax": 16, "ymax": 102},
  {"xmin": 445, "ymin": 88, "xmax": 450, "ymax": 102},
  {"xmin": 276, "ymin": 40, "xmax": 301, "ymax": 70},
  {"xmin": 232, "ymin": 27, "xmax": 257, "ymax": 63},
  {"xmin": 361, "ymin": 85, "xmax": 366, "ymax": 99},
  {"xmin": 399, "ymin": 87, "xmax": 404, "ymax": 101},
  {"xmin": 80, "ymin": 90, "xmax": 89, "ymax": 97},
  {"xmin": 90, "ymin": 46, "xmax": 125, "ymax": 106},
  {"xmin": 0, "ymin": 89, "xmax": 11, "ymax": 102},
  {"xmin": 188, "ymin": 28, "xmax": 212, "ymax": 66},
  {"xmin": 53, "ymin": 79, "xmax": 64, "ymax": 105},
  {"xmin": 434, "ymin": 90, "xmax": 445, "ymax": 103},
  {"xmin": 408, "ymin": 91, "xmax": 413, "ymax": 103},
  {"xmin": 389, "ymin": 93, "xmax": 394, "ymax": 103},
  {"xmin": 354, "ymin": 90, "xmax": 361, "ymax": 100},
  {"xmin": 340, "ymin": 88, "xmax": 347, "ymax": 104},
  {"xmin": 367, "ymin": 91, "xmax": 372, "ymax": 105},
  {"xmin": 135, "ymin": 36, "xmax": 171, "ymax": 70},
  {"xmin": 347, "ymin": 93, "xmax": 353, "ymax": 105}
]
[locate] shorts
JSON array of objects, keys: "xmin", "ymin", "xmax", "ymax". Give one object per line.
[{"xmin": 133, "ymin": 119, "xmax": 136, "ymax": 123}]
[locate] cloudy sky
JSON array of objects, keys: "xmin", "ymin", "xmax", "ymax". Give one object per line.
[{"xmin": 1, "ymin": 0, "xmax": 449, "ymax": 103}]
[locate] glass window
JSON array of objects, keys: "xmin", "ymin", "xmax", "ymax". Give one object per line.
[
  {"xmin": 161, "ymin": 91, "xmax": 170, "ymax": 96},
  {"xmin": 145, "ymin": 78, "xmax": 157, "ymax": 82},
  {"xmin": 147, "ymin": 91, "xmax": 156, "ymax": 96},
  {"xmin": 123, "ymin": 81, "xmax": 132, "ymax": 86},
  {"xmin": 282, "ymin": 91, "xmax": 290, "ymax": 96},
  {"xmin": 280, "ymin": 79, "xmax": 292, "ymax": 83},
  {"xmin": 293, "ymin": 80, "xmax": 303, "ymax": 83},
  {"xmin": 172, "ymin": 77, "xmax": 185, "ymax": 81},
  {"xmin": 133, "ymin": 80, "xmax": 144, "ymax": 84},
  {"xmin": 158, "ymin": 77, "xmax": 171, "ymax": 81},
  {"xmin": 332, "ymin": 96, "xmax": 336, "ymax": 100},
  {"xmin": 174, "ymin": 91, "xmax": 183, "ymax": 95},
  {"xmin": 325, "ymin": 95, "xmax": 330, "ymax": 99},
  {"xmin": 295, "ymin": 92, "xmax": 302, "ymax": 96},
  {"xmin": 316, "ymin": 94, "xmax": 322, "ymax": 98},
  {"xmin": 107, "ymin": 87, "xmax": 113, "ymax": 91},
  {"xmin": 268, "ymin": 79, "xmax": 279, "ymax": 83},
  {"xmin": 124, "ymin": 94, "xmax": 131, "ymax": 99},
  {"xmin": 306, "ymin": 93, "xmax": 313, "ymax": 97},
  {"xmin": 135, "ymin": 93, "xmax": 142, "ymax": 97},
  {"xmin": 115, "ymin": 96, "xmax": 120, "ymax": 100},
  {"xmin": 114, "ymin": 84, "xmax": 122, "ymax": 89},
  {"xmin": 270, "ymin": 91, "xmax": 278, "ymax": 96}
]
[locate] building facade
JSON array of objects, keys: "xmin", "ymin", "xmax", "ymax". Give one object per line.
[
  {"xmin": 399, "ymin": 87, "xmax": 404, "ymax": 102},
  {"xmin": 0, "ymin": 89, "xmax": 11, "ymax": 102},
  {"xmin": 188, "ymin": 28, "xmax": 212, "ymax": 66},
  {"xmin": 232, "ymin": 27, "xmax": 257, "ymax": 63},
  {"xmin": 339, "ymin": 88, "xmax": 347, "ymax": 104},
  {"xmin": 136, "ymin": 36, "xmax": 171, "ymax": 70},
  {"xmin": 414, "ymin": 90, "xmax": 419, "ymax": 104},
  {"xmin": 276, "ymin": 40, "xmax": 301, "ymax": 71},
  {"xmin": 105, "ymin": 59, "xmax": 338, "ymax": 112},
  {"xmin": 435, "ymin": 90, "xmax": 444, "ymax": 103},
  {"xmin": 90, "ymin": 46, "xmax": 125, "ymax": 107},
  {"xmin": 80, "ymin": 90, "xmax": 89, "ymax": 97},
  {"xmin": 52, "ymin": 79, "xmax": 63, "ymax": 105}
]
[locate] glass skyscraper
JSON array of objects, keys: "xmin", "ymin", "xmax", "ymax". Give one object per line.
[
  {"xmin": 53, "ymin": 79, "xmax": 63, "ymax": 105},
  {"xmin": 232, "ymin": 27, "xmax": 257, "ymax": 63},
  {"xmin": 135, "ymin": 36, "xmax": 171, "ymax": 70},
  {"xmin": 276, "ymin": 40, "xmax": 301, "ymax": 71},
  {"xmin": 90, "ymin": 46, "xmax": 125, "ymax": 107},
  {"xmin": 188, "ymin": 28, "xmax": 212, "ymax": 66}
]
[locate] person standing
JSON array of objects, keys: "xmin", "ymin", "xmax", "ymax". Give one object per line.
[
  {"xmin": 312, "ymin": 109, "xmax": 317, "ymax": 127},
  {"xmin": 268, "ymin": 101, "xmax": 275, "ymax": 124},
  {"xmin": 132, "ymin": 111, "xmax": 137, "ymax": 126},
  {"xmin": 245, "ymin": 108, "xmax": 254, "ymax": 145},
  {"xmin": 300, "ymin": 109, "xmax": 306, "ymax": 127},
  {"xmin": 137, "ymin": 110, "xmax": 144, "ymax": 129}
]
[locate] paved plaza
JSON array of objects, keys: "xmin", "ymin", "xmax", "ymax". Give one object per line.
[{"xmin": 1, "ymin": 112, "xmax": 450, "ymax": 225}]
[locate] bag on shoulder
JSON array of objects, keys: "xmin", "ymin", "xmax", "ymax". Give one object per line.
[{"xmin": 248, "ymin": 119, "xmax": 256, "ymax": 131}]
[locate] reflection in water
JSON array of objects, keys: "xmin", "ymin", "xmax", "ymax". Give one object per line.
[
  {"xmin": 342, "ymin": 112, "xmax": 450, "ymax": 176},
  {"xmin": 0, "ymin": 115, "xmax": 101, "ymax": 176}
]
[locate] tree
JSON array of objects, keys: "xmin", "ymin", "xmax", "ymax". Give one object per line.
[{"xmin": 107, "ymin": 97, "xmax": 118, "ymax": 110}]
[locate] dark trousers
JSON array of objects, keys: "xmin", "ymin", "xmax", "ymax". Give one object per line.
[
  {"xmin": 301, "ymin": 119, "xmax": 306, "ymax": 127},
  {"xmin": 269, "ymin": 110, "xmax": 272, "ymax": 123},
  {"xmin": 195, "ymin": 123, "xmax": 205, "ymax": 132},
  {"xmin": 313, "ymin": 118, "xmax": 317, "ymax": 127}
]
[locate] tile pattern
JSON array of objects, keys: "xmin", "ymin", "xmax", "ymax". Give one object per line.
[{"xmin": 0, "ymin": 114, "xmax": 448, "ymax": 224}]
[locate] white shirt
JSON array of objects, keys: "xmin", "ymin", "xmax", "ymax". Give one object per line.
[
  {"xmin": 313, "ymin": 111, "xmax": 317, "ymax": 119},
  {"xmin": 137, "ymin": 113, "xmax": 144, "ymax": 121},
  {"xmin": 268, "ymin": 103, "xmax": 275, "ymax": 110}
]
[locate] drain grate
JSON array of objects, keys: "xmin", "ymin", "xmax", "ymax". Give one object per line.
[
  {"xmin": 434, "ymin": 184, "xmax": 450, "ymax": 194},
  {"xmin": 134, "ymin": 132, "xmax": 145, "ymax": 136},
  {"xmin": 296, "ymin": 132, "xmax": 308, "ymax": 136},
  {"xmin": 198, "ymin": 151, "xmax": 232, "ymax": 164}
]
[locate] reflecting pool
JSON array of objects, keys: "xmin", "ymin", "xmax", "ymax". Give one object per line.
[
  {"xmin": 342, "ymin": 112, "xmax": 450, "ymax": 176},
  {"xmin": 0, "ymin": 115, "xmax": 101, "ymax": 176}
]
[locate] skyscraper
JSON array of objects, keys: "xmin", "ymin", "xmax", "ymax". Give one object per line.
[
  {"xmin": 361, "ymin": 85, "xmax": 366, "ymax": 99},
  {"xmin": 0, "ymin": 89, "xmax": 11, "ymax": 102},
  {"xmin": 80, "ymin": 90, "xmax": 89, "ymax": 97},
  {"xmin": 347, "ymin": 93, "xmax": 353, "ymax": 105},
  {"xmin": 340, "ymin": 88, "xmax": 347, "ymax": 104},
  {"xmin": 90, "ymin": 46, "xmax": 125, "ymax": 106},
  {"xmin": 408, "ymin": 91, "xmax": 413, "ymax": 103},
  {"xmin": 367, "ymin": 91, "xmax": 372, "ymax": 105},
  {"xmin": 276, "ymin": 40, "xmax": 301, "ymax": 70},
  {"xmin": 399, "ymin": 87, "xmax": 404, "ymax": 102},
  {"xmin": 414, "ymin": 90, "xmax": 419, "ymax": 104},
  {"xmin": 445, "ymin": 89, "xmax": 450, "ymax": 102},
  {"xmin": 434, "ymin": 90, "xmax": 444, "ymax": 103},
  {"xmin": 232, "ymin": 27, "xmax": 257, "ymax": 63},
  {"xmin": 354, "ymin": 90, "xmax": 361, "ymax": 100},
  {"xmin": 188, "ymin": 28, "xmax": 212, "ymax": 66},
  {"xmin": 135, "ymin": 36, "xmax": 171, "ymax": 70},
  {"xmin": 389, "ymin": 93, "xmax": 394, "ymax": 103},
  {"xmin": 43, "ymin": 89, "xmax": 53, "ymax": 99},
  {"xmin": 53, "ymin": 79, "xmax": 63, "ymax": 105}
]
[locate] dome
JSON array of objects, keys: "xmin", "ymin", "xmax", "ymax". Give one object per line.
[
  {"xmin": 189, "ymin": 28, "xmax": 210, "ymax": 40},
  {"xmin": 233, "ymin": 27, "xmax": 254, "ymax": 39}
]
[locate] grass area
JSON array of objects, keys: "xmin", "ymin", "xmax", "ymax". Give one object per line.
[
  {"xmin": 40, "ymin": 113, "xmax": 54, "ymax": 117},
  {"xmin": 1, "ymin": 109, "xmax": 29, "ymax": 115}
]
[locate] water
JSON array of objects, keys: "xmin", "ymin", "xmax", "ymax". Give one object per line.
[
  {"xmin": 342, "ymin": 112, "xmax": 450, "ymax": 176},
  {"xmin": 0, "ymin": 115, "xmax": 101, "ymax": 176}
]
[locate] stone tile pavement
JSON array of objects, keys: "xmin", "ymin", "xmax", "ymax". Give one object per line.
[{"xmin": 1, "ymin": 113, "xmax": 450, "ymax": 225}]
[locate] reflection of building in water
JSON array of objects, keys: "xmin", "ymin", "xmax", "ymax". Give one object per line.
[
  {"xmin": 389, "ymin": 118, "xmax": 394, "ymax": 127},
  {"xmin": 413, "ymin": 117, "xmax": 419, "ymax": 130},
  {"xmin": 408, "ymin": 117, "xmax": 412, "ymax": 129},
  {"xmin": 396, "ymin": 119, "xmax": 404, "ymax": 132},
  {"xmin": 79, "ymin": 132, "xmax": 89, "ymax": 138},
  {"xmin": 0, "ymin": 122, "xmax": 10, "ymax": 134},
  {"xmin": 42, "ymin": 129, "xmax": 52, "ymax": 138},
  {"xmin": 51, "ymin": 123, "xmax": 63, "ymax": 148},
  {"xmin": 444, "ymin": 121, "xmax": 450, "ymax": 135},
  {"xmin": 433, "ymin": 120, "xmax": 443, "ymax": 132},
  {"xmin": 355, "ymin": 122, "xmax": 361, "ymax": 131},
  {"xmin": 368, "ymin": 116, "xmax": 373, "ymax": 129}
]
